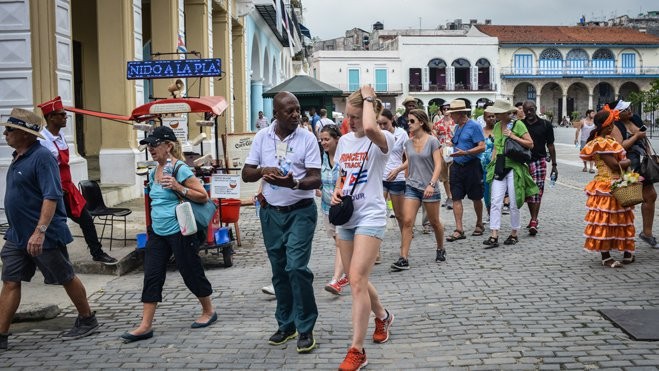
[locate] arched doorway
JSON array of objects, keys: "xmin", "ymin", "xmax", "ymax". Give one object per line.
[
  {"xmin": 513, "ymin": 82, "xmax": 536, "ymax": 105},
  {"xmin": 428, "ymin": 98, "xmax": 446, "ymax": 120},
  {"xmin": 567, "ymin": 82, "xmax": 589, "ymax": 119},
  {"xmin": 452, "ymin": 58, "xmax": 471, "ymax": 90},
  {"xmin": 428, "ymin": 58, "xmax": 447, "ymax": 90},
  {"xmin": 476, "ymin": 58, "xmax": 491, "ymax": 90},
  {"xmin": 593, "ymin": 82, "xmax": 615, "ymax": 110},
  {"xmin": 540, "ymin": 82, "xmax": 562, "ymax": 121}
]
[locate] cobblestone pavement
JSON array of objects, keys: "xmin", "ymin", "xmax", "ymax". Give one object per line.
[{"xmin": 2, "ymin": 128, "xmax": 658, "ymax": 370}]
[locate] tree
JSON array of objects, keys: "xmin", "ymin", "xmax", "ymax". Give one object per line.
[{"xmin": 629, "ymin": 79, "xmax": 659, "ymax": 126}]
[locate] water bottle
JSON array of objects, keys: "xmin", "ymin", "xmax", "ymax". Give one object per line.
[
  {"xmin": 279, "ymin": 159, "xmax": 292, "ymax": 175},
  {"xmin": 549, "ymin": 170, "xmax": 557, "ymax": 188},
  {"xmin": 506, "ymin": 122, "xmax": 513, "ymax": 131},
  {"xmin": 163, "ymin": 158, "xmax": 173, "ymax": 176},
  {"xmin": 254, "ymin": 194, "xmax": 261, "ymax": 218}
]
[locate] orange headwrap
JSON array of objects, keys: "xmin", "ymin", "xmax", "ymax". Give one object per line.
[{"xmin": 601, "ymin": 105, "xmax": 619, "ymax": 128}]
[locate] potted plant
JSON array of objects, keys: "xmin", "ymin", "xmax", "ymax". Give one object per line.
[{"xmin": 571, "ymin": 111, "xmax": 581, "ymax": 127}]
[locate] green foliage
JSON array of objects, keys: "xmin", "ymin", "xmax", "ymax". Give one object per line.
[
  {"xmin": 473, "ymin": 107, "xmax": 484, "ymax": 119},
  {"xmin": 629, "ymin": 79, "xmax": 659, "ymax": 113},
  {"xmin": 571, "ymin": 111, "xmax": 581, "ymax": 121},
  {"xmin": 428, "ymin": 103, "xmax": 440, "ymax": 117}
]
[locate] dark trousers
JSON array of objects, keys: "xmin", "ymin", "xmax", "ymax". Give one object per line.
[
  {"xmin": 65, "ymin": 203, "xmax": 103, "ymax": 257},
  {"xmin": 260, "ymin": 202, "xmax": 318, "ymax": 334},
  {"xmin": 141, "ymin": 231, "xmax": 213, "ymax": 302}
]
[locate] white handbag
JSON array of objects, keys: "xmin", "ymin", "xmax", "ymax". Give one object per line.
[
  {"xmin": 442, "ymin": 146, "xmax": 454, "ymax": 164},
  {"xmin": 175, "ymin": 201, "xmax": 198, "ymax": 236}
]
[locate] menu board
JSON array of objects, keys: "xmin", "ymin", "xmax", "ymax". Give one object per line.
[
  {"xmin": 224, "ymin": 133, "xmax": 257, "ymax": 203},
  {"xmin": 210, "ymin": 174, "xmax": 241, "ymax": 198}
]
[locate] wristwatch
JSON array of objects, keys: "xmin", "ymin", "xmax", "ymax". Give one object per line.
[
  {"xmin": 428, "ymin": 181, "xmax": 436, "ymax": 187},
  {"xmin": 292, "ymin": 179, "xmax": 300, "ymax": 189},
  {"xmin": 181, "ymin": 187, "xmax": 189, "ymax": 196},
  {"xmin": 36, "ymin": 225, "xmax": 48, "ymax": 234},
  {"xmin": 363, "ymin": 96, "xmax": 375, "ymax": 103}
]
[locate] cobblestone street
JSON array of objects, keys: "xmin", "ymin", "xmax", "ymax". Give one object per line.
[{"xmin": 1, "ymin": 129, "xmax": 658, "ymax": 370}]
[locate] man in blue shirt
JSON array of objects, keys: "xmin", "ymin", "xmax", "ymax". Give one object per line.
[
  {"xmin": 0, "ymin": 108, "xmax": 99, "ymax": 351},
  {"xmin": 445, "ymin": 100, "xmax": 486, "ymax": 242}
]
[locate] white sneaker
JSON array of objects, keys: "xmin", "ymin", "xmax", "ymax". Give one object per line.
[{"xmin": 261, "ymin": 284, "xmax": 275, "ymax": 295}]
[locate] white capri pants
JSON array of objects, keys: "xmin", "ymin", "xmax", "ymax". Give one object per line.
[{"xmin": 489, "ymin": 170, "xmax": 521, "ymax": 231}]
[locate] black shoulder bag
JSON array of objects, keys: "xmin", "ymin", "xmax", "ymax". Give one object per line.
[
  {"xmin": 329, "ymin": 142, "xmax": 373, "ymax": 226},
  {"xmin": 503, "ymin": 121, "xmax": 532, "ymax": 164}
]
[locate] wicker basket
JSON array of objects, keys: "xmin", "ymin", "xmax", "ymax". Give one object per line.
[{"xmin": 611, "ymin": 182, "xmax": 644, "ymax": 207}]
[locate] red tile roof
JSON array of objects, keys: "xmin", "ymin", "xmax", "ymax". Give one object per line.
[{"xmin": 476, "ymin": 25, "xmax": 659, "ymax": 44}]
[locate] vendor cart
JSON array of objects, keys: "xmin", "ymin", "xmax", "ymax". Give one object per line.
[{"xmin": 130, "ymin": 96, "xmax": 237, "ymax": 267}]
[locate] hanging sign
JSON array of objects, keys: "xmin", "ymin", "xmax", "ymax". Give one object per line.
[
  {"xmin": 211, "ymin": 174, "xmax": 241, "ymax": 198},
  {"xmin": 127, "ymin": 58, "xmax": 222, "ymax": 79}
]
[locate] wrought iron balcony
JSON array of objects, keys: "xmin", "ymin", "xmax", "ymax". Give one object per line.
[{"xmin": 500, "ymin": 66, "xmax": 659, "ymax": 78}]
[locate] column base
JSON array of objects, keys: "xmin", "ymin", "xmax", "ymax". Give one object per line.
[{"xmin": 99, "ymin": 148, "xmax": 144, "ymax": 201}]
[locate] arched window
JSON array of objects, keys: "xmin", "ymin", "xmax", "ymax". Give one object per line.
[
  {"xmin": 427, "ymin": 58, "xmax": 447, "ymax": 90},
  {"xmin": 539, "ymin": 48, "xmax": 562, "ymax": 75},
  {"xmin": 592, "ymin": 48, "xmax": 615, "ymax": 74},
  {"xmin": 476, "ymin": 59, "xmax": 491, "ymax": 90},
  {"xmin": 428, "ymin": 58, "xmax": 446, "ymax": 68},
  {"xmin": 566, "ymin": 49, "xmax": 588, "ymax": 75},
  {"xmin": 476, "ymin": 58, "xmax": 490, "ymax": 67},
  {"xmin": 452, "ymin": 59, "xmax": 471, "ymax": 90}
]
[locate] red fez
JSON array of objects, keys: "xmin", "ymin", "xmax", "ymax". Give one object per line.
[{"xmin": 38, "ymin": 96, "xmax": 64, "ymax": 116}]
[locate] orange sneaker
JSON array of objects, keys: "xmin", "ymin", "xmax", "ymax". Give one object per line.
[
  {"xmin": 338, "ymin": 347, "xmax": 368, "ymax": 371},
  {"xmin": 372, "ymin": 309, "xmax": 394, "ymax": 343}
]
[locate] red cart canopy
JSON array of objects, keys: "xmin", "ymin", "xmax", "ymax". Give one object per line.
[{"xmin": 130, "ymin": 96, "xmax": 228, "ymax": 122}]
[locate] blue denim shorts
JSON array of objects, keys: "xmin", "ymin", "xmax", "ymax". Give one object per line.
[
  {"xmin": 404, "ymin": 184, "xmax": 441, "ymax": 202},
  {"xmin": 383, "ymin": 180, "xmax": 406, "ymax": 195},
  {"xmin": 336, "ymin": 225, "xmax": 386, "ymax": 241}
]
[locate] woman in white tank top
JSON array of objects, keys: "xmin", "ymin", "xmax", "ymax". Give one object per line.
[{"xmin": 575, "ymin": 110, "xmax": 596, "ymax": 173}]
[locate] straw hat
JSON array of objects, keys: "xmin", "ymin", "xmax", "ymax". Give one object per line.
[
  {"xmin": 444, "ymin": 99, "xmax": 471, "ymax": 114},
  {"xmin": 402, "ymin": 96, "xmax": 417, "ymax": 106},
  {"xmin": 484, "ymin": 99, "xmax": 517, "ymax": 114},
  {"xmin": 0, "ymin": 108, "xmax": 45, "ymax": 138}
]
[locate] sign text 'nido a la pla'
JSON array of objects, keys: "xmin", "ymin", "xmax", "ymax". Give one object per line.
[{"xmin": 127, "ymin": 58, "xmax": 222, "ymax": 79}]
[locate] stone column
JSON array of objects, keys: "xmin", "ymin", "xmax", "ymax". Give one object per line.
[
  {"xmin": 150, "ymin": 0, "xmax": 179, "ymax": 99},
  {"xmin": 232, "ymin": 22, "xmax": 247, "ymax": 133},
  {"xmin": 250, "ymin": 79, "xmax": 264, "ymax": 131},
  {"xmin": 562, "ymin": 94, "xmax": 568, "ymax": 121},
  {"xmin": 212, "ymin": 5, "xmax": 231, "ymax": 136},
  {"xmin": 96, "ymin": 0, "xmax": 140, "ymax": 192},
  {"xmin": 588, "ymin": 93, "xmax": 594, "ymax": 110}
]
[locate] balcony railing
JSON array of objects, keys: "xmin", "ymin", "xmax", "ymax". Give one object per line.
[
  {"xmin": 409, "ymin": 83, "xmax": 497, "ymax": 92},
  {"xmin": 334, "ymin": 83, "xmax": 404, "ymax": 94},
  {"xmin": 500, "ymin": 66, "xmax": 659, "ymax": 77}
]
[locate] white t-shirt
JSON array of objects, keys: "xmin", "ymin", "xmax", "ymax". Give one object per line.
[
  {"xmin": 382, "ymin": 127, "xmax": 408, "ymax": 182},
  {"xmin": 38, "ymin": 128, "xmax": 67, "ymax": 163},
  {"xmin": 334, "ymin": 131, "xmax": 394, "ymax": 229},
  {"xmin": 245, "ymin": 122, "xmax": 321, "ymax": 206}
]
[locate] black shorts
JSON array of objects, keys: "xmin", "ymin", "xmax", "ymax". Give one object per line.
[
  {"xmin": 449, "ymin": 160, "xmax": 484, "ymax": 201},
  {"xmin": 1, "ymin": 240, "xmax": 75, "ymax": 285}
]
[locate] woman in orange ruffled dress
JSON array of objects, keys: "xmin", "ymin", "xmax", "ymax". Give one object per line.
[{"xmin": 580, "ymin": 108, "xmax": 635, "ymax": 268}]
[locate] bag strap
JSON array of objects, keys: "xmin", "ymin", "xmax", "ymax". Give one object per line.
[
  {"xmin": 643, "ymin": 138, "xmax": 657, "ymax": 157},
  {"xmin": 170, "ymin": 161, "xmax": 186, "ymax": 203},
  {"xmin": 348, "ymin": 141, "xmax": 373, "ymax": 196}
]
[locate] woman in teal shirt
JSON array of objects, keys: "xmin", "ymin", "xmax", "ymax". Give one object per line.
[
  {"xmin": 484, "ymin": 100, "xmax": 538, "ymax": 248},
  {"xmin": 122, "ymin": 126, "xmax": 217, "ymax": 343}
]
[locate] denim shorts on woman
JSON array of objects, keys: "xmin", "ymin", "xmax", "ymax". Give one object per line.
[
  {"xmin": 404, "ymin": 184, "xmax": 441, "ymax": 202},
  {"xmin": 383, "ymin": 180, "xmax": 406, "ymax": 195},
  {"xmin": 336, "ymin": 225, "xmax": 386, "ymax": 241}
]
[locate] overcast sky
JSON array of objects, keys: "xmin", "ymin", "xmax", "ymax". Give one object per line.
[{"xmin": 301, "ymin": 0, "xmax": 650, "ymax": 40}]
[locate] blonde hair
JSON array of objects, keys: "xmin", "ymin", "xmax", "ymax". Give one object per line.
[
  {"xmin": 164, "ymin": 140, "xmax": 182, "ymax": 160},
  {"xmin": 347, "ymin": 90, "xmax": 384, "ymax": 117}
]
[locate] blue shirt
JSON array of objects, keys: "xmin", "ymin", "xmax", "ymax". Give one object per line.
[
  {"xmin": 451, "ymin": 119, "xmax": 485, "ymax": 165},
  {"xmin": 320, "ymin": 152, "xmax": 339, "ymax": 215},
  {"xmin": 149, "ymin": 160, "xmax": 195, "ymax": 236},
  {"xmin": 4, "ymin": 142, "xmax": 72, "ymax": 249}
]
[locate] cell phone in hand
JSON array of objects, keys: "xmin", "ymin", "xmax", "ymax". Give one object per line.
[{"xmin": 639, "ymin": 125, "xmax": 647, "ymax": 132}]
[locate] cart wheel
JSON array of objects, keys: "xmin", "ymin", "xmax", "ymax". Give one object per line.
[{"xmin": 223, "ymin": 245, "xmax": 233, "ymax": 267}]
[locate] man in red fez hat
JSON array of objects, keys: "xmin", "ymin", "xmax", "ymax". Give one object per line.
[{"xmin": 38, "ymin": 97, "xmax": 117, "ymax": 265}]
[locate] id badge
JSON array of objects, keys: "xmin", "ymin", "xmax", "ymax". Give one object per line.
[{"xmin": 276, "ymin": 141, "xmax": 288, "ymax": 159}]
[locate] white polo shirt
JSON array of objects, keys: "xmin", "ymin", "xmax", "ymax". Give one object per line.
[
  {"xmin": 38, "ymin": 128, "xmax": 67, "ymax": 163},
  {"xmin": 245, "ymin": 121, "xmax": 321, "ymax": 207}
]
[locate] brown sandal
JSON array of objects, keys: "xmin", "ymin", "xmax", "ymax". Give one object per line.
[
  {"xmin": 446, "ymin": 230, "xmax": 466, "ymax": 242},
  {"xmin": 471, "ymin": 225, "xmax": 484, "ymax": 236},
  {"xmin": 602, "ymin": 258, "xmax": 623, "ymax": 268}
]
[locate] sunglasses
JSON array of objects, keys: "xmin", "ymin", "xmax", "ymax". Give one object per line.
[
  {"xmin": 147, "ymin": 141, "xmax": 164, "ymax": 148},
  {"xmin": 409, "ymin": 118, "xmax": 417, "ymax": 124},
  {"xmin": 51, "ymin": 112, "xmax": 67, "ymax": 117}
]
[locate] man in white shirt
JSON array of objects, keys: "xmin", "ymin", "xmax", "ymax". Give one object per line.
[
  {"xmin": 255, "ymin": 111, "xmax": 269, "ymax": 130},
  {"xmin": 242, "ymin": 91, "xmax": 321, "ymax": 354},
  {"xmin": 38, "ymin": 96, "xmax": 117, "ymax": 265}
]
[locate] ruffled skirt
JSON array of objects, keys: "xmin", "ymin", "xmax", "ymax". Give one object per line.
[{"xmin": 583, "ymin": 192, "xmax": 635, "ymax": 252}]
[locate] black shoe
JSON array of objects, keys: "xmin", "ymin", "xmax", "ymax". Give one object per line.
[
  {"xmin": 120, "ymin": 330, "xmax": 154, "ymax": 343},
  {"xmin": 390, "ymin": 257, "xmax": 409, "ymax": 271},
  {"xmin": 435, "ymin": 249, "xmax": 446, "ymax": 262},
  {"xmin": 93, "ymin": 252, "xmax": 118, "ymax": 265},
  {"xmin": 502, "ymin": 204, "xmax": 510, "ymax": 215},
  {"xmin": 61, "ymin": 312, "xmax": 99, "ymax": 340},
  {"xmin": 296, "ymin": 332, "xmax": 317, "ymax": 353},
  {"xmin": 268, "ymin": 329, "xmax": 297, "ymax": 345},
  {"xmin": 0, "ymin": 333, "xmax": 8, "ymax": 350}
]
